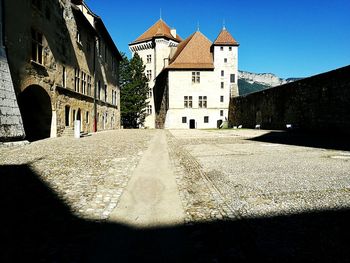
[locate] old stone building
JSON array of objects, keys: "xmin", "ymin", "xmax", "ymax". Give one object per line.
[{"xmin": 3, "ymin": 0, "xmax": 121, "ymax": 141}]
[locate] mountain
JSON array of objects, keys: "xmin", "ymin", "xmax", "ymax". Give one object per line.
[{"xmin": 238, "ymin": 71, "xmax": 301, "ymax": 96}]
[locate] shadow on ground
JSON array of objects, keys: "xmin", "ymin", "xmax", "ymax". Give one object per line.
[
  {"xmin": 248, "ymin": 131, "xmax": 350, "ymax": 151},
  {"xmin": 1, "ymin": 165, "xmax": 349, "ymax": 262}
]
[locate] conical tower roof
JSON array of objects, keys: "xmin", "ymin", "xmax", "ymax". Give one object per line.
[
  {"xmin": 130, "ymin": 19, "xmax": 182, "ymax": 44},
  {"xmin": 213, "ymin": 27, "xmax": 239, "ymax": 46}
]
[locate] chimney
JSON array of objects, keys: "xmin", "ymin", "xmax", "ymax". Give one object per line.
[{"xmin": 170, "ymin": 28, "xmax": 176, "ymax": 38}]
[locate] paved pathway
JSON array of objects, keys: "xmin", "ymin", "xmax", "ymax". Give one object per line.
[{"xmin": 109, "ymin": 130, "xmax": 185, "ymax": 227}]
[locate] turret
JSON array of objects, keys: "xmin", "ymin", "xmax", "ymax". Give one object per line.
[{"xmin": 213, "ymin": 27, "xmax": 239, "ymax": 97}]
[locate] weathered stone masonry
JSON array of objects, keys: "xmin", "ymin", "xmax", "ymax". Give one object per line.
[
  {"xmin": 229, "ymin": 65, "xmax": 350, "ymax": 134},
  {"xmin": 3, "ymin": 0, "xmax": 121, "ymax": 141},
  {"xmin": 0, "ymin": 0, "xmax": 25, "ymax": 141}
]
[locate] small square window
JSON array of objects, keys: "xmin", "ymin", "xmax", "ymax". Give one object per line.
[
  {"xmin": 204, "ymin": 116, "xmax": 209, "ymax": 123},
  {"xmin": 229, "ymin": 47, "xmax": 232, "ymax": 51},
  {"xmin": 230, "ymin": 74, "xmax": 235, "ymax": 83},
  {"xmin": 182, "ymin": 117, "xmax": 187, "ymax": 123},
  {"xmin": 220, "ymin": 46, "xmax": 223, "ymax": 51},
  {"xmin": 147, "ymin": 54, "xmax": 152, "ymax": 63}
]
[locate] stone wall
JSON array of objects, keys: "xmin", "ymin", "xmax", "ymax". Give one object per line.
[
  {"xmin": 3, "ymin": 0, "xmax": 120, "ymax": 140},
  {"xmin": 229, "ymin": 65, "xmax": 350, "ymax": 134},
  {"xmin": 0, "ymin": 54, "xmax": 25, "ymax": 141}
]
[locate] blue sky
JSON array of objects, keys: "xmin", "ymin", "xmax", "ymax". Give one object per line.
[{"xmin": 85, "ymin": 0, "xmax": 350, "ymax": 78}]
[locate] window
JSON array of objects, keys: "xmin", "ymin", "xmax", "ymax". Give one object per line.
[
  {"xmin": 224, "ymin": 58, "xmax": 227, "ymax": 63},
  {"xmin": 81, "ymin": 71, "xmax": 87, "ymax": 94},
  {"xmin": 74, "ymin": 68, "xmax": 80, "ymax": 92},
  {"xmin": 184, "ymin": 96, "xmax": 193, "ymax": 108},
  {"xmin": 230, "ymin": 74, "xmax": 236, "ymax": 83},
  {"xmin": 220, "ymin": 110, "xmax": 224, "ymax": 116},
  {"xmin": 62, "ymin": 66, "xmax": 66, "ymax": 88},
  {"xmin": 220, "ymin": 96, "xmax": 224, "ymax": 102},
  {"xmin": 76, "ymin": 28, "xmax": 82, "ymax": 45},
  {"xmin": 146, "ymin": 70, "xmax": 152, "ymax": 81},
  {"xmin": 111, "ymin": 90, "xmax": 117, "ymax": 105},
  {"xmin": 182, "ymin": 117, "xmax": 187, "ymax": 123},
  {"xmin": 220, "ymin": 46, "xmax": 223, "ymax": 51},
  {"xmin": 97, "ymin": 80, "xmax": 101, "ymax": 100},
  {"xmin": 198, "ymin": 96, "xmax": 207, "ymax": 108},
  {"xmin": 192, "ymin": 72, "xmax": 200, "ymax": 83},
  {"xmin": 221, "ymin": 82, "xmax": 224, "ymax": 89},
  {"xmin": 221, "ymin": 70, "xmax": 224, "ymax": 77},
  {"xmin": 204, "ymin": 116, "xmax": 209, "ymax": 123},
  {"xmin": 87, "ymin": 75, "xmax": 92, "ymax": 96},
  {"xmin": 148, "ymin": 88, "xmax": 152, "ymax": 98},
  {"xmin": 104, "ymin": 85, "xmax": 107, "ymax": 102},
  {"xmin": 147, "ymin": 54, "xmax": 152, "ymax": 63},
  {"xmin": 31, "ymin": 29, "xmax": 43, "ymax": 64},
  {"xmin": 146, "ymin": 105, "xmax": 152, "ymax": 115},
  {"xmin": 86, "ymin": 111, "xmax": 89, "ymax": 124},
  {"xmin": 229, "ymin": 47, "xmax": 232, "ymax": 51}
]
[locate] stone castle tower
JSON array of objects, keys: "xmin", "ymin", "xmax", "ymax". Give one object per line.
[
  {"xmin": 213, "ymin": 26, "xmax": 240, "ymax": 98},
  {"xmin": 129, "ymin": 19, "xmax": 182, "ymax": 128}
]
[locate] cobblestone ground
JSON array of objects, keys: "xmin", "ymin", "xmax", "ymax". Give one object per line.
[
  {"xmin": 1, "ymin": 129, "xmax": 350, "ymax": 262},
  {"xmin": 0, "ymin": 130, "xmax": 155, "ymax": 220},
  {"xmin": 169, "ymin": 129, "xmax": 350, "ymax": 219}
]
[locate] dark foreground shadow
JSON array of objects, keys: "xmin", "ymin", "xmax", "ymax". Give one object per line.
[
  {"xmin": 1, "ymin": 165, "xmax": 349, "ymax": 262},
  {"xmin": 249, "ymin": 131, "xmax": 350, "ymax": 151}
]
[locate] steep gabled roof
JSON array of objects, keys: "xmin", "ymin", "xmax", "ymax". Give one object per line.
[
  {"xmin": 167, "ymin": 31, "xmax": 214, "ymax": 70},
  {"xmin": 130, "ymin": 19, "xmax": 182, "ymax": 44},
  {"xmin": 213, "ymin": 28, "xmax": 239, "ymax": 46}
]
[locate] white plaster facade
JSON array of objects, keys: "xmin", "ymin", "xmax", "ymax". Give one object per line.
[
  {"xmin": 164, "ymin": 44, "xmax": 238, "ymax": 129},
  {"xmin": 130, "ymin": 20, "xmax": 239, "ymax": 129},
  {"xmin": 129, "ymin": 31, "xmax": 179, "ymax": 128}
]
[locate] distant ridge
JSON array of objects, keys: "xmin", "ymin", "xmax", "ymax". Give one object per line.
[{"xmin": 238, "ymin": 70, "xmax": 302, "ymax": 95}]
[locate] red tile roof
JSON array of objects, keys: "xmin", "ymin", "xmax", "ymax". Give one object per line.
[
  {"xmin": 131, "ymin": 19, "xmax": 182, "ymax": 44},
  {"xmin": 213, "ymin": 28, "xmax": 239, "ymax": 46},
  {"xmin": 167, "ymin": 31, "xmax": 214, "ymax": 69}
]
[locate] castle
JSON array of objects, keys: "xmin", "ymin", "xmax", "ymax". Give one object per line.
[{"xmin": 129, "ymin": 19, "xmax": 239, "ymax": 129}]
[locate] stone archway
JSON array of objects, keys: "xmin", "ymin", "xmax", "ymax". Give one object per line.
[{"xmin": 18, "ymin": 85, "xmax": 52, "ymax": 141}]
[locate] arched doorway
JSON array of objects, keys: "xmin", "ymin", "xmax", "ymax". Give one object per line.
[{"xmin": 18, "ymin": 85, "xmax": 52, "ymax": 141}]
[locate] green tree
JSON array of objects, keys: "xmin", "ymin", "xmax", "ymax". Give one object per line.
[{"xmin": 119, "ymin": 53, "xmax": 149, "ymax": 128}]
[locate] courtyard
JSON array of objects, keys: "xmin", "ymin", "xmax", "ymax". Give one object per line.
[{"xmin": 1, "ymin": 129, "xmax": 349, "ymax": 262}]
